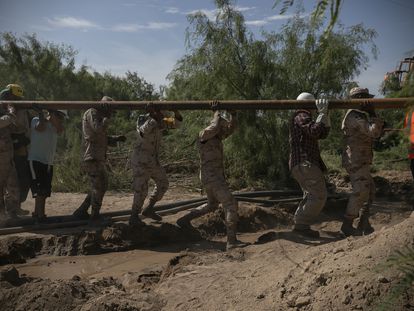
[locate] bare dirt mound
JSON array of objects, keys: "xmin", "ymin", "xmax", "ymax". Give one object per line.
[
  {"xmin": 0, "ymin": 267, "xmax": 164, "ymax": 311},
  {"xmin": 155, "ymin": 213, "xmax": 414, "ymax": 311},
  {"xmin": 192, "ymin": 203, "xmax": 293, "ymax": 237}
]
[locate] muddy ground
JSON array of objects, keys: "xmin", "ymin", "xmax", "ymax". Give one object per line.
[{"xmin": 0, "ymin": 170, "xmax": 413, "ymax": 311}]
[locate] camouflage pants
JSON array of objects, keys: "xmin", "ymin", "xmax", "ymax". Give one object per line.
[
  {"xmin": 291, "ymin": 162, "xmax": 327, "ymax": 227},
  {"xmin": 79, "ymin": 160, "xmax": 108, "ymax": 213},
  {"xmin": 131, "ymin": 163, "xmax": 168, "ymax": 213},
  {"xmin": 202, "ymin": 179, "xmax": 239, "ymax": 229},
  {"xmin": 0, "ymin": 156, "xmax": 19, "ymax": 214},
  {"xmin": 345, "ymin": 165, "xmax": 375, "ymax": 218}
]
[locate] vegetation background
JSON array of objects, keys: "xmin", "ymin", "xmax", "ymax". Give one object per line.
[{"xmin": 0, "ymin": 0, "xmax": 412, "ymax": 193}]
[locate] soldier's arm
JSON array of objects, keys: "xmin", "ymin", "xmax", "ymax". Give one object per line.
[
  {"xmin": 295, "ymin": 112, "xmax": 329, "ymax": 139},
  {"xmin": 353, "ymin": 115, "xmax": 384, "ymax": 139},
  {"xmin": 199, "ymin": 111, "xmax": 221, "ymax": 142},
  {"xmin": 173, "ymin": 110, "xmax": 183, "ymax": 122},
  {"xmin": 221, "ymin": 111, "xmax": 238, "ymax": 139},
  {"xmin": 137, "ymin": 117, "xmax": 158, "ymax": 137},
  {"xmin": 0, "ymin": 105, "xmax": 17, "ymax": 129},
  {"xmin": 11, "ymin": 109, "xmax": 28, "ymax": 133},
  {"xmin": 0, "ymin": 114, "xmax": 16, "ymax": 128},
  {"xmin": 87, "ymin": 109, "xmax": 108, "ymax": 133}
]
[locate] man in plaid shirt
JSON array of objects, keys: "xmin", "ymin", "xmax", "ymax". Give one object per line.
[{"xmin": 289, "ymin": 92, "xmax": 330, "ymax": 238}]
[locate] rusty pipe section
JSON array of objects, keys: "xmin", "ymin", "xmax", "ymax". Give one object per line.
[{"xmin": 1, "ymin": 98, "xmax": 413, "ymax": 110}]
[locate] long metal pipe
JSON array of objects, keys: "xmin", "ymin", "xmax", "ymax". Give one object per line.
[
  {"xmin": 1, "ymin": 98, "xmax": 413, "ymax": 110},
  {"xmin": 0, "ymin": 190, "xmax": 303, "ymax": 229},
  {"xmin": 0, "ymin": 193, "xmax": 346, "ymax": 235}
]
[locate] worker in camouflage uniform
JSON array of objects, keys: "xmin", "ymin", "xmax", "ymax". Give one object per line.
[
  {"xmin": 1, "ymin": 84, "xmax": 30, "ymax": 216},
  {"xmin": 289, "ymin": 92, "xmax": 330, "ymax": 238},
  {"xmin": 177, "ymin": 102, "xmax": 247, "ymax": 250},
  {"xmin": 129, "ymin": 104, "xmax": 183, "ymax": 226},
  {"xmin": 341, "ymin": 87, "xmax": 383, "ymax": 236},
  {"xmin": 73, "ymin": 96, "xmax": 126, "ymax": 221},
  {"xmin": 0, "ymin": 101, "xmax": 20, "ymax": 220}
]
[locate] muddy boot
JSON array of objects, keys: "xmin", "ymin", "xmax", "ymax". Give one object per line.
[
  {"xmin": 14, "ymin": 207, "xmax": 29, "ymax": 216},
  {"xmin": 73, "ymin": 195, "xmax": 91, "ymax": 220},
  {"xmin": 341, "ymin": 217, "xmax": 358, "ymax": 237},
  {"xmin": 357, "ymin": 213, "xmax": 374, "ymax": 236},
  {"xmin": 226, "ymin": 226, "xmax": 249, "ymax": 251},
  {"xmin": 293, "ymin": 224, "xmax": 320, "ymax": 238},
  {"xmin": 141, "ymin": 200, "xmax": 162, "ymax": 221},
  {"xmin": 33, "ymin": 196, "xmax": 47, "ymax": 223},
  {"xmin": 129, "ymin": 210, "xmax": 145, "ymax": 227}
]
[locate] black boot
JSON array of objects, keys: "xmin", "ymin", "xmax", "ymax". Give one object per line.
[
  {"xmin": 341, "ymin": 217, "xmax": 358, "ymax": 237},
  {"xmin": 293, "ymin": 225, "xmax": 320, "ymax": 238},
  {"xmin": 73, "ymin": 195, "xmax": 91, "ymax": 219},
  {"xmin": 141, "ymin": 200, "xmax": 162, "ymax": 221},
  {"xmin": 129, "ymin": 210, "xmax": 145, "ymax": 227},
  {"xmin": 357, "ymin": 213, "xmax": 374, "ymax": 235}
]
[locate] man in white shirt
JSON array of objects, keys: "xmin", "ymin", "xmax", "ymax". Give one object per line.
[{"xmin": 28, "ymin": 108, "xmax": 67, "ymax": 222}]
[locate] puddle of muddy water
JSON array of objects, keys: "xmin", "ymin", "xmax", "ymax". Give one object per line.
[{"xmin": 14, "ymin": 246, "xmax": 180, "ymax": 280}]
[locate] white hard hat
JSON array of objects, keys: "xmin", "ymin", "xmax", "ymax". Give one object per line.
[{"xmin": 296, "ymin": 92, "xmax": 315, "ymax": 101}]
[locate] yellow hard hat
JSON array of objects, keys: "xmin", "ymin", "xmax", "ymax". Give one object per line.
[{"xmin": 6, "ymin": 84, "xmax": 24, "ymax": 98}]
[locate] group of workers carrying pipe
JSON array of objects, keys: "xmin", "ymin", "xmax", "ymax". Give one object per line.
[{"xmin": 1, "ymin": 83, "xmax": 413, "ymax": 250}]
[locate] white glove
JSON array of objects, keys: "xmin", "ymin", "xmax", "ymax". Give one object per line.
[
  {"xmin": 316, "ymin": 99, "xmax": 329, "ymax": 114},
  {"xmin": 316, "ymin": 112, "xmax": 331, "ymax": 127},
  {"xmin": 315, "ymin": 98, "xmax": 330, "ymax": 127}
]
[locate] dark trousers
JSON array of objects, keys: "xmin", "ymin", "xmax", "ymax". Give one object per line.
[{"xmin": 14, "ymin": 155, "xmax": 31, "ymax": 203}]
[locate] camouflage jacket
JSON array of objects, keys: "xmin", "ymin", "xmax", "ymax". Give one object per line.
[
  {"xmin": 198, "ymin": 112, "xmax": 237, "ymax": 185},
  {"xmin": 82, "ymin": 108, "xmax": 117, "ymax": 162},
  {"xmin": 0, "ymin": 107, "xmax": 16, "ymax": 159},
  {"xmin": 131, "ymin": 116, "xmax": 164, "ymax": 168},
  {"xmin": 341, "ymin": 109, "xmax": 384, "ymax": 171}
]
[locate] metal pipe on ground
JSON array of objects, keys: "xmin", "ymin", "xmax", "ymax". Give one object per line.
[
  {"xmin": 2, "ymin": 98, "xmax": 413, "ymax": 110},
  {"xmin": 0, "ymin": 201, "xmax": 208, "ymax": 235},
  {"xmin": 0, "ymin": 193, "xmax": 347, "ymax": 235}
]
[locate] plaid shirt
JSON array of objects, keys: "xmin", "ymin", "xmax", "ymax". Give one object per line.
[{"xmin": 289, "ymin": 110, "xmax": 330, "ymax": 171}]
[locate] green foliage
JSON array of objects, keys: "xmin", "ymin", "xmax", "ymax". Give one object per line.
[
  {"xmin": 167, "ymin": 0, "xmax": 377, "ymax": 187},
  {"xmin": 0, "ymin": 32, "xmax": 159, "ymax": 192},
  {"xmin": 273, "ymin": 0, "xmax": 342, "ymax": 35}
]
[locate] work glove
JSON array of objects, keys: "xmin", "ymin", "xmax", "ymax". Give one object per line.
[
  {"xmin": 315, "ymin": 99, "xmax": 331, "ymax": 127},
  {"xmin": 210, "ymin": 100, "xmax": 220, "ymax": 111},
  {"xmin": 316, "ymin": 99, "xmax": 329, "ymax": 114},
  {"xmin": 7, "ymin": 104, "xmax": 16, "ymax": 115}
]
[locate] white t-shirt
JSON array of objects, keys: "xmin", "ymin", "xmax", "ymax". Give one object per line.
[{"xmin": 28, "ymin": 117, "xmax": 58, "ymax": 165}]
